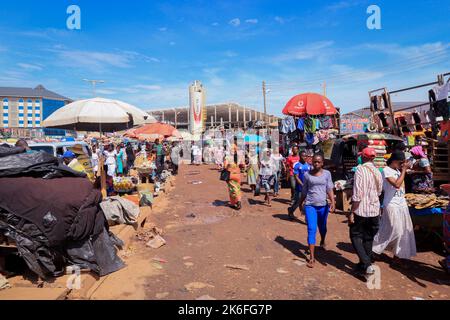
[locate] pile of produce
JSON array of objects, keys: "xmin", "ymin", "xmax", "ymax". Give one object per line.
[
  {"xmin": 405, "ymin": 193, "xmax": 448, "ymax": 209},
  {"xmin": 113, "ymin": 176, "xmax": 137, "ymax": 193}
]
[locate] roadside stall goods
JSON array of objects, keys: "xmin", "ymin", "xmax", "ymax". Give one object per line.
[
  {"xmin": 406, "ymin": 192, "xmax": 449, "ymax": 242},
  {"xmin": 330, "ymin": 133, "xmax": 403, "ymax": 212},
  {"xmin": 113, "ymin": 176, "xmax": 137, "ymax": 194}
]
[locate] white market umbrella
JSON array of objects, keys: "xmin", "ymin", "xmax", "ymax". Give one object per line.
[{"xmin": 42, "ymin": 97, "xmax": 156, "ymax": 132}]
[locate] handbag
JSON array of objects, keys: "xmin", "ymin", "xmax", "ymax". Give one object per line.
[{"xmin": 220, "ymin": 169, "xmax": 230, "ymax": 181}]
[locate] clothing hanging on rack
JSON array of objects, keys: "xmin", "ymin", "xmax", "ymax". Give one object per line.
[
  {"xmin": 281, "ymin": 116, "xmax": 296, "ymax": 134},
  {"xmin": 429, "ymin": 88, "xmax": 449, "ymax": 120},
  {"xmin": 297, "ymin": 118, "xmax": 305, "ymax": 131},
  {"xmin": 412, "ymin": 112, "xmax": 423, "ymax": 131}
]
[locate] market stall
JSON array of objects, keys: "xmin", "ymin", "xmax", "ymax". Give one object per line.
[{"xmin": 280, "ymin": 92, "xmax": 340, "ymax": 158}]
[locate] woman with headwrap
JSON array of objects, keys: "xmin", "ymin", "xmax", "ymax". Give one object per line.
[{"xmin": 408, "ymin": 146, "xmax": 434, "ymax": 193}]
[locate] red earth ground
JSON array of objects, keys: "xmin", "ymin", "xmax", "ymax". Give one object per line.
[{"xmin": 89, "ymin": 164, "xmax": 450, "ymax": 300}]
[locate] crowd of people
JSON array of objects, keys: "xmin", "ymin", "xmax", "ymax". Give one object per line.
[
  {"xmin": 213, "ymin": 138, "xmax": 443, "ymax": 275},
  {"xmin": 12, "ymin": 133, "xmax": 447, "ymax": 277}
]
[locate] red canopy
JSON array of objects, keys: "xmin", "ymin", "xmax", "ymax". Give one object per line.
[
  {"xmin": 124, "ymin": 123, "xmax": 181, "ymax": 139},
  {"xmin": 282, "ymin": 93, "xmax": 338, "ymax": 117}
]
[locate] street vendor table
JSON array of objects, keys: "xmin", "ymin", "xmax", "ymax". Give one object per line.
[{"xmin": 409, "ymin": 207, "xmax": 444, "ymax": 244}]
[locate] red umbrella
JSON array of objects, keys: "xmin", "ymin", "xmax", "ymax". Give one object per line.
[
  {"xmin": 282, "ymin": 93, "xmax": 338, "ymax": 116},
  {"xmin": 124, "ymin": 123, "xmax": 181, "ymax": 139}
]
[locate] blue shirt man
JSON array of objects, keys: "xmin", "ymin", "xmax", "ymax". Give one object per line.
[
  {"xmin": 294, "ymin": 161, "xmax": 311, "ymax": 192},
  {"xmin": 288, "ymin": 151, "xmax": 311, "ymax": 220}
]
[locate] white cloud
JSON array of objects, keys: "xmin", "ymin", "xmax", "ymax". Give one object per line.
[
  {"xmin": 245, "ymin": 19, "xmax": 258, "ymax": 24},
  {"xmin": 224, "ymin": 50, "xmax": 238, "ymax": 57},
  {"xmin": 159, "ymin": 27, "xmax": 168, "ymax": 32},
  {"xmin": 229, "ymin": 18, "xmax": 241, "ymax": 27},
  {"xmin": 362, "ymin": 42, "xmax": 450, "ymax": 58},
  {"xmin": 134, "ymin": 84, "xmax": 162, "ymax": 91},
  {"xmin": 55, "ymin": 50, "xmax": 132, "ymax": 70},
  {"xmin": 169, "ymin": 41, "xmax": 176, "ymax": 46},
  {"xmin": 96, "ymin": 89, "xmax": 117, "ymax": 95},
  {"xmin": 325, "ymin": 1, "xmax": 362, "ymax": 11},
  {"xmin": 274, "ymin": 16, "xmax": 285, "ymax": 24},
  {"xmin": 211, "ymin": 22, "xmax": 219, "ymax": 26},
  {"xmin": 272, "ymin": 41, "xmax": 335, "ymax": 62},
  {"xmin": 17, "ymin": 63, "xmax": 43, "ymax": 71}
]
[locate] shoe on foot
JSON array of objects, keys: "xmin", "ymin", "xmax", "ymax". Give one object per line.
[{"xmin": 365, "ymin": 265, "xmax": 376, "ymax": 275}]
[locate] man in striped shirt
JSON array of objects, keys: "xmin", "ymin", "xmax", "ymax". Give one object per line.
[{"xmin": 349, "ymin": 147, "xmax": 383, "ymax": 276}]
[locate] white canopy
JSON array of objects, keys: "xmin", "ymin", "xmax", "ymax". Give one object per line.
[{"xmin": 42, "ymin": 97, "xmax": 156, "ymax": 132}]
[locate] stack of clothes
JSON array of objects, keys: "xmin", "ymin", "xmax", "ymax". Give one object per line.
[
  {"xmin": 0, "ymin": 144, "xmax": 125, "ymax": 279},
  {"xmin": 360, "ymin": 139, "xmax": 387, "ymax": 168}
]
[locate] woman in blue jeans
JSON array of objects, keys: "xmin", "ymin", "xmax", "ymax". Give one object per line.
[{"xmin": 299, "ymin": 154, "xmax": 335, "ymax": 268}]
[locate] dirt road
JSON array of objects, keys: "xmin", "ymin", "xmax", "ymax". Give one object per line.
[{"xmin": 90, "ymin": 164, "xmax": 449, "ymax": 300}]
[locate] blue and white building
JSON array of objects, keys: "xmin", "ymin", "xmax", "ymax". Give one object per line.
[{"xmin": 0, "ymin": 85, "xmax": 71, "ymax": 132}]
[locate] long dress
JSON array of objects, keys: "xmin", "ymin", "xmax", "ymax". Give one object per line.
[
  {"xmin": 373, "ymin": 167, "xmax": 417, "ymax": 259},
  {"xmin": 227, "ymin": 164, "xmax": 242, "ymax": 206},
  {"xmin": 116, "ymin": 150, "xmax": 124, "ymax": 174},
  {"xmin": 246, "ymin": 155, "xmax": 259, "ymax": 187}
]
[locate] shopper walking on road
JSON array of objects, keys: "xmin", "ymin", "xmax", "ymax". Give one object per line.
[
  {"xmin": 288, "ymin": 151, "xmax": 311, "ymax": 221},
  {"xmin": 349, "ymin": 147, "xmax": 383, "ymax": 277},
  {"xmin": 299, "ymin": 154, "xmax": 335, "ymax": 268},
  {"xmin": 286, "ymin": 146, "xmax": 300, "ymax": 201}
]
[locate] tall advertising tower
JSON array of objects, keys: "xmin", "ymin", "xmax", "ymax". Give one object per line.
[{"xmin": 188, "ymin": 80, "xmax": 206, "ymax": 135}]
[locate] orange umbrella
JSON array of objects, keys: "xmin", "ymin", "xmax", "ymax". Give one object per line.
[
  {"xmin": 283, "ymin": 93, "xmax": 338, "ymax": 116},
  {"xmin": 125, "ymin": 123, "xmax": 181, "ymax": 138}
]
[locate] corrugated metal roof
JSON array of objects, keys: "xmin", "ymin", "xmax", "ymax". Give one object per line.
[
  {"xmin": 343, "ymin": 101, "xmax": 428, "ymax": 118},
  {"xmin": 0, "ymin": 85, "xmax": 71, "ymax": 101}
]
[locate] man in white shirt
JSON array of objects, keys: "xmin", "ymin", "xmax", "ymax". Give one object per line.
[{"xmin": 349, "ymin": 147, "xmax": 383, "ymax": 276}]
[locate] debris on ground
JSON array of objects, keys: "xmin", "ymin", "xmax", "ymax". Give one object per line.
[
  {"xmin": 156, "ymin": 292, "xmax": 169, "ymax": 299},
  {"xmin": 184, "ymin": 282, "xmax": 215, "ymax": 292},
  {"xmin": 183, "ymin": 256, "xmax": 192, "ymax": 260},
  {"xmin": 412, "ymin": 296, "xmax": 425, "ymax": 300},
  {"xmin": 0, "ymin": 274, "xmax": 11, "ymax": 290},
  {"xmin": 184, "ymin": 262, "xmax": 194, "ymax": 267},
  {"xmin": 224, "ymin": 264, "xmax": 250, "ymax": 271},
  {"xmin": 276, "ymin": 268, "xmax": 289, "ymax": 274},
  {"xmin": 186, "ymin": 213, "xmax": 197, "ymax": 218},
  {"xmin": 187, "ymin": 180, "xmax": 203, "ymax": 185},
  {"xmin": 136, "ymin": 226, "xmax": 164, "ymax": 242},
  {"xmin": 152, "ymin": 257, "xmax": 168, "ymax": 264},
  {"xmin": 146, "ymin": 235, "xmax": 166, "ymax": 249},
  {"xmin": 293, "ymin": 259, "xmax": 306, "ymax": 267},
  {"xmin": 151, "ymin": 262, "xmax": 164, "ymax": 270}
]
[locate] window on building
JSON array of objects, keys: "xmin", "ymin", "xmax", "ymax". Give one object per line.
[
  {"xmin": 2, "ymin": 98, "xmax": 8, "ymax": 104},
  {"xmin": 3, "ymin": 120, "xmax": 8, "ymax": 125},
  {"xmin": 35, "ymin": 120, "xmax": 41, "ymax": 124},
  {"xmin": 19, "ymin": 98, "xmax": 24, "ymax": 103},
  {"xmin": 28, "ymin": 120, "xmax": 32, "ymax": 125},
  {"xmin": 3, "ymin": 113, "xmax": 8, "ymax": 117},
  {"xmin": 28, "ymin": 114, "xmax": 33, "ymax": 118},
  {"xmin": 19, "ymin": 120, "xmax": 24, "ymax": 125}
]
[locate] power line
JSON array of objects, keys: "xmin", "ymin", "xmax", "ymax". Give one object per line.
[{"xmin": 265, "ymin": 47, "xmax": 449, "ymax": 88}]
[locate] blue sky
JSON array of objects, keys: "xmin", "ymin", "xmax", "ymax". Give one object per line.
[{"xmin": 0, "ymin": 0, "xmax": 449, "ymax": 115}]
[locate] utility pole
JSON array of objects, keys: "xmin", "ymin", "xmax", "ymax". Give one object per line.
[
  {"xmin": 322, "ymin": 81, "xmax": 327, "ymax": 97},
  {"xmin": 262, "ymin": 81, "xmax": 267, "ymax": 127},
  {"xmin": 83, "ymin": 79, "xmax": 105, "ymax": 97}
]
